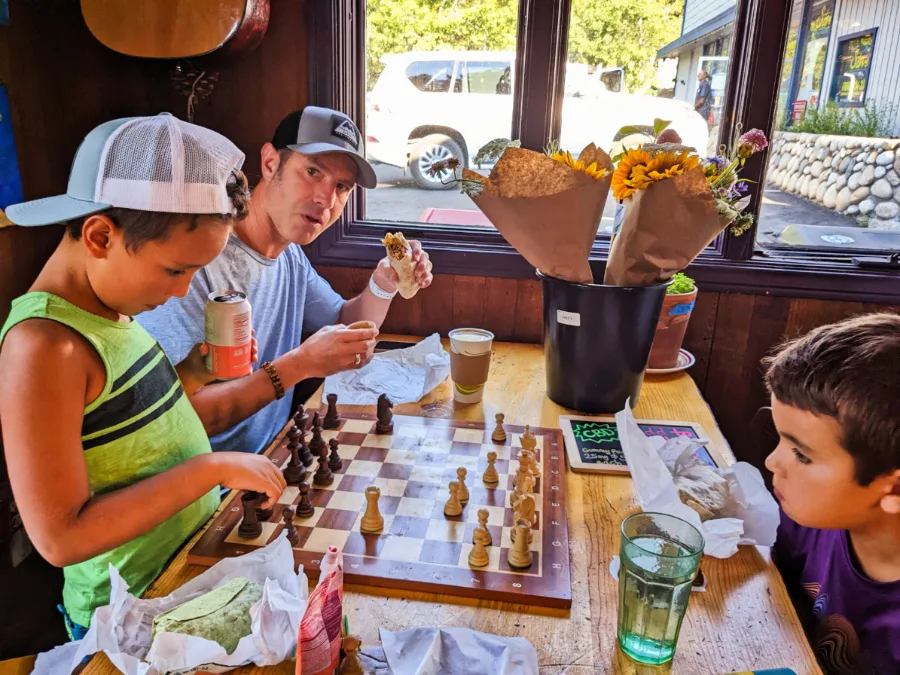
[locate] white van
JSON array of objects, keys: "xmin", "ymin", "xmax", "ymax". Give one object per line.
[{"xmin": 366, "ymin": 50, "xmax": 710, "ymax": 189}]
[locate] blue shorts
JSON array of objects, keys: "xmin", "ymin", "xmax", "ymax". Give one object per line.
[{"xmin": 58, "ymin": 604, "xmax": 88, "ymax": 641}]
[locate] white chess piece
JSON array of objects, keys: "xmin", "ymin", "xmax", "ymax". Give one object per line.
[
  {"xmin": 444, "ymin": 481, "xmax": 463, "ymax": 517},
  {"xmin": 482, "ymin": 451, "xmax": 499, "ymax": 486},
  {"xmin": 474, "ymin": 507, "xmax": 492, "ymax": 546},
  {"xmin": 507, "ymin": 520, "xmax": 533, "ymax": 569},
  {"xmin": 360, "ymin": 486, "xmax": 384, "ymax": 532},
  {"xmin": 468, "ymin": 526, "xmax": 490, "ymax": 567},
  {"xmin": 457, "ymin": 467, "xmax": 469, "ymax": 503},
  {"xmin": 511, "ymin": 494, "xmax": 536, "ymax": 544}
]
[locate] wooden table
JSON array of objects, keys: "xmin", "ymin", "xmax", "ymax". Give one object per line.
[{"xmin": 81, "ymin": 339, "xmax": 819, "ymax": 675}]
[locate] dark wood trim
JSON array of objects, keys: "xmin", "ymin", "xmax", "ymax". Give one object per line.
[{"xmin": 511, "ymin": 0, "xmax": 572, "ymax": 151}]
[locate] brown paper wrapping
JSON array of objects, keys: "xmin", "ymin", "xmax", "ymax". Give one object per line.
[
  {"xmin": 450, "ymin": 351, "xmax": 492, "ymax": 386},
  {"xmin": 603, "ymin": 167, "xmax": 722, "ymax": 286},
  {"xmin": 470, "ymin": 175, "xmax": 612, "ymax": 284}
]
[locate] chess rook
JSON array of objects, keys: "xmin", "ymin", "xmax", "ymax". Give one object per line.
[
  {"xmin": 360, "ymin": 486, "xmax": 384, "ymax": 533},
  {"xmin": 238, "ymin": 492, "xmax": 263, "ymax": 539},
  {"xmin": 323, "ymin": 393, "xmax": 341, "ymax": 429},
  {"xmin": 507, "ymin": 520, "xmax": 534, "ymax": 569}
]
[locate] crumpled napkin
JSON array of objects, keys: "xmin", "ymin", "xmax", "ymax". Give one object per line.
[
  {"xmin": 380, "ymin": 627, "xmax": 538, "ymax": 675},
  {"xmin": 616, "ymin": 403, "xmax": 780, "ymax": 558},
  {"xmin": 32, "ymin": 534, "xmax": 307, "ymax": 675},
  {"xmin": 322, "ymin": 333, "xmax": 450, "ymax": 405}
]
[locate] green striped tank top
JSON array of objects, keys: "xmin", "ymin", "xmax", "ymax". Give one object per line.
[{"xmin": 0, "ymin": 292, "xmax": 219, "ymax": 627}]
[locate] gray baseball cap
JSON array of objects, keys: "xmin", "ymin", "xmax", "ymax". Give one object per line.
[
  {"xmin": 272, "ymin": 106, "xmax": 377, "ymax": 189},
  {"xmin": 6, "ymin": 113, "xmax": 245, "ymax": 227}
]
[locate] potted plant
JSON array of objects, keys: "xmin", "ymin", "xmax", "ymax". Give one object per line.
[{"xmin": 648, "ymin": 272, "xmax": 697, "ymax": 370}]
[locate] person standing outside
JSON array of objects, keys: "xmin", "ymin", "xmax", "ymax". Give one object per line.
[{"xmin": 695, "ymin": 71, "xmax": 713, "ymax": 128}]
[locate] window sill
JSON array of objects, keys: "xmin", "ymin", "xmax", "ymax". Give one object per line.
[{"xmin": 307, "ymin": 219, "xmax": 900, "ymax": 303}]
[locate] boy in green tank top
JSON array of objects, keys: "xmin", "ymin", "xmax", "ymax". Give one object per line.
[{"xmin": 0, "ymin": 115, "xmax": 286, "ymax": 637}]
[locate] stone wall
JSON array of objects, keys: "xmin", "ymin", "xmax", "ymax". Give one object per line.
[{"xmin": 766, "ymin": 131, "xmax": 900, "ymax": 230}]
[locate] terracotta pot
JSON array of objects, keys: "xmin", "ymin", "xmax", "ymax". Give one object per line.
[{"xmin": 648, "ymin": 288, "xmax": 697, "ymax": 370}]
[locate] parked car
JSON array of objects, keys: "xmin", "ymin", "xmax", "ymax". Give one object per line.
[{"xmin": 365, "ymin": 50, "xmax": 710, "ymax": 189}]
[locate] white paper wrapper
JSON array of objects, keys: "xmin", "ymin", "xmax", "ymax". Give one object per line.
[
  {"xmin": 33, "ymin": 534, "xmax": 308, "ymax": 675},
  {"xmin": 616, "ymin": 404, "xmax": 779, "ymax": 558},
  {"xmin": 380, "ymin": 626, "xmax": 538, "ymax": 675},
  {"xmin": 322, "ymin": 333, "xmax": 450, "ymax": 405}
]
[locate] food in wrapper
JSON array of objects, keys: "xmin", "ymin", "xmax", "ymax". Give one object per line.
[
  {"xmin": 381, "ymin": 232, "xmax": 419, "ymax": 299},
  {"xmin": 674, "ymin": 461, "xmax": 730, "ymax": 522},
  {"xmin": 150, "ymin": 576, "xmax": 262, "ymax": 655}
]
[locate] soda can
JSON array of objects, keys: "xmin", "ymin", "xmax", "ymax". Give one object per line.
[{"xmin": 204, "ymin": 290, "xmax": 252, "ymax": 379}]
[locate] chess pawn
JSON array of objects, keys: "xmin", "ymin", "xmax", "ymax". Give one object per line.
[
  {"xmin": 282, "ymin": 506, "xmax": 300, "ymax": 546},
  {"xmin": 443, "ymin": 481, "xmax": 463, "ymax": 517},
  {"xmin": 507, "ymin": 520, "xmax": 534, "ymax": 569},
  {"xmin": 323, "ymin": 393, "xmax": 341, "ymax": 429},
  {"xmin": 309, "ymin": 414, "xmax": 326, "ymax": 455},
  {"xmin": 238, "ymin": 491, "xmax": 263, "ymax": 539},
  {"xmin": 313, "ymin": 444, "xmax": 334, "ymax": 486},
  {"xmin": 298, "ymin": 433, "xmax": 314, "ymax": 467},
  {"xmin": 295, "ymin": 482, "xmax": 315, "ymax": 518},
  {"xmin": 456, "ymin": 467, "xmax": 469, "ymax": 503},
  {"xmin": 492, "ymin": 412, "xmax": 507, "ymax": 444},
  {"xmin": 468, "ymin": 526, "xmax": 490, "ymax": 568},
  {"xmin": 328, "ymin": 438, "xmax": 343, "ymax": 472},
  {"xmin": 337, "ymin": 634, "xmax": 364, "ymax": 675},
  {"xmin": 474, "ymin": 507, "xmax": 492, "ymax": 546},
  {"xmin": 360, "ymin": 486, "xmax": 384, "ymax": 533},
  {"xmin": 283, "ymin": 436, "xmax": 306, "ymax": 485},
  {"xmin": 482, "ymin": 451, "xmax": 499, "ymax": 486}
]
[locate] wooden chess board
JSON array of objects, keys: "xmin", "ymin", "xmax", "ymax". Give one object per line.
[{"xmin": 188, "ymin": 412, "xmax": 572, "ymax": 609}]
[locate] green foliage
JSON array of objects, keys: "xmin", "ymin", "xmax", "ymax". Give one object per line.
[
  {"xmin": 786, "ymin": 100, "xmax": 899, "ymax": 138},
  {"xmin": 474, "ymin": 138, "xmax": 521, "ymax": 166},
  {"xmin": 667, "ymin": 272, "xmax": 696, "ymax": 295},
  {"xmin": 567, "ymin": 0, "xmax": 683, "ymax": 92},
  {"xmin": 366, "ymin": 0, "xmax": 683, "ymax": 94}
]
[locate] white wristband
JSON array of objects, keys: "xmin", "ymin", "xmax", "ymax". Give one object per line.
[{"xmin": 369, "ymin": 274, "xmax": 398, "ymax": 300}]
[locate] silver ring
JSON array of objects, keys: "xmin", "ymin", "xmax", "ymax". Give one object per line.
[{"xmin": 354, "ymin": 353, "xmax": 361, "ymax": 366}]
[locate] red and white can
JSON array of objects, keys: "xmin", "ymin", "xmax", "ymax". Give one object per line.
[{"xmin": 204, "ymin": 290, "xmax": 252, "ymax": 380}]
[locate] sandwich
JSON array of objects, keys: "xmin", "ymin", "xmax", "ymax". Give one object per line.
[
  {"xmin": 673, "ymin": 460, "xmax": 730, "ymax": 522},
  {"xmin": 381, "ymin": 231, "xmax": 419, "ymax": 299},
  {"xmin": 151, "ymin": 576, "xmax": 262, "ymax": 655}
]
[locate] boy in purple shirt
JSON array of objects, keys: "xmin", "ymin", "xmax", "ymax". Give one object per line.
[{"xmin": 763, "ymin": 313, "xmax": 900, "ymax": 674}]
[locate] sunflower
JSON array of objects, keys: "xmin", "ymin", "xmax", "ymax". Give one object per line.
[
  {"xmin": 611, "ymin": 148, "xmax": 700, "ymax": 200},
  {"xmin": 551, "ymin": 150, "xmax": 608, "ymax": 180}
]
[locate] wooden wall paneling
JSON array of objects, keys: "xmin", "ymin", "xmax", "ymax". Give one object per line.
[
  {"xmin": 481, "ymin": 276, "xmax": 518, "ymax": 341},
  {"xmin": 683, "ymin": 290, "xmax": 720, "ymax": 391},
  {"xmin": 512, "ymin": 279, "xmax": 543, "ymax": 344},
  {"xmin": 0, "ymin": 226, "xmax": 64, "ymax": 327},
  {"xmin": 450, "ymin": 275, "xmax": 486, "ymax": 331}
]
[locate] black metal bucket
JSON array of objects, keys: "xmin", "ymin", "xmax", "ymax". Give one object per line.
[{"xmin": 539, "ymin": 262, "xmax": 670, "ymax": 413}]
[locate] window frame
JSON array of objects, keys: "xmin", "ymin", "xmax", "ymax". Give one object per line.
[
  {"xmin": 829, "ymin": 28, "xmax": 878, "ymax": 109},
  {"xmin": 307, "ymin": 0, "xmax": 900, "ymax": 303}
]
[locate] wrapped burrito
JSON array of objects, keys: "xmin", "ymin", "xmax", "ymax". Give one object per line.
[
  {"xmin": 382, "ymin": 231, "xmax": 419, "ymax": 299},
  {"xmin": 151, "ymin": 576, "xmax": 262, "ymax": 655}
]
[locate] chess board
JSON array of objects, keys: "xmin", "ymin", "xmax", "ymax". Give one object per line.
[{"xmin": 188, "ymin": 412, "xmax": 572, "ymax": 609}]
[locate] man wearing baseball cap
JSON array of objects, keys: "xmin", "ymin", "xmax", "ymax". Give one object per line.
[{"xmin": 139, "ymin": 106, "xmax": 434, "ymax": 456}]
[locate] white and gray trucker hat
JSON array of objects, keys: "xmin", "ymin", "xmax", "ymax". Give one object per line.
[
  {"xmin": 271, "ymin": 106, "xmax": 377, "ymax": 189},
  {"xmin": 6, "ymin": 112, "xmax": 246, "ymax": 227}
]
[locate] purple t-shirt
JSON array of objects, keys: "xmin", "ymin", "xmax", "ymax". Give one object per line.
[{"xmin": 775, "ymin": 511, "xmax": 900, "ymax": 674}]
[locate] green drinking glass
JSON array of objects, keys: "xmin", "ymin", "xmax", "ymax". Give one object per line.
[{"xmin": 617, "ymin": 511, "xmax": 705, "ymax": 665}]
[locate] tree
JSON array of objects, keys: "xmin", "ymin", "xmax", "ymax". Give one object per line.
[{"xmin": 366, "ymin": 0, "xmax": 682, "ymax": 94}]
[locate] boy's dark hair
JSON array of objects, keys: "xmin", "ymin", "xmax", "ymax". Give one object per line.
[
  {"xmin": 65, "ymin": 171, "xmax": 251, "ymax": 251},
  {"xmin": 763, "ymin": 313, "xmax": 900, "ymax": 485}
]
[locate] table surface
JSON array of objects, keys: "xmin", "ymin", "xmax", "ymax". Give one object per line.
[{"xmin": 77, "ymin": 337, "xmax": 819, "ymax": 675}]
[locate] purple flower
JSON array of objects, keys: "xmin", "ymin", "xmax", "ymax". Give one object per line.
[{"xmin": 706, "ymin": 156, "xmax": 726, "ymax": 171}]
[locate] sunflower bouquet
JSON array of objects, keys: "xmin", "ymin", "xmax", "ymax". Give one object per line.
[
  {"xmin": 430, "ymin": 140, "xmax": 613, "ymax": 283},
  {"xmin": 603, "ymin": 122, "xmax": 767, "ymax": 286}
]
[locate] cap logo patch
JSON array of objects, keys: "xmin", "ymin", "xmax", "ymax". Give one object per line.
[{"xmin": 331, "ymin": 115, "xmax": 359, "ymax": 150}]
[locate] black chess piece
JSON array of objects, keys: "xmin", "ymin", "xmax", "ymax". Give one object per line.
[
  {"xmin": 250, "ymin": 490, "xmax": 273, "ymax": 521},
  {"xmin": 238, "ymin": 492, "xmax": 263, "ymax": 539},
  {"xmin": 295, "ymin": 482, "xmax": 314, "ymax": 518},
  {"xmin": 323, "ymin": 393, "xmax": 341, "ymax": 429},
  {"xmin": 376, "ymin": 393, "xmax": 394, "ymax": 434},
  {"xmin": 293, "ymin": 404, "xmax": 310, "ymax": 433},
  {"xmin": 282, "ymin": 506, "xmax": 300, "ymax": 547},
  {"xmin": 313, "ymin": 443, "xmax": 334, "ymax": 486},
  {"xmin": 298, "ymin": 433, "xmax": 314, "ymax": 467},
  {"xmin": 309, "ymin": 414, "xmax": 326, "ymax": 456},
  {"xmin": 283, "ymin": 436, "xmax": 306, "ymax": 485},
  {"xmin": 327, "ymin": 438, "xmax": 343, "ymax": 472}
]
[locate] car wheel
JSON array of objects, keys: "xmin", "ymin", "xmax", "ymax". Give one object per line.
[{"xmin": 409, "ymin": 134, "xmax": 465, "ymax": 190}]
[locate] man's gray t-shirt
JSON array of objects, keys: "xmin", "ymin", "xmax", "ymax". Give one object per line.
[{"xmin": 138, "ymin": 234, "xmax": 345, "ymax": 454}]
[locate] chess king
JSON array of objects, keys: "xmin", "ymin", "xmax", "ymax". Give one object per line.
[{"xmin": 139, "ymin": 107, "xmax": 435, "ymax": 455}]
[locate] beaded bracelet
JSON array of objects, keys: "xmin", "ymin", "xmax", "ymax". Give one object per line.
[{"xmin": 261, "ymin": 361, "xmax": 285, "ymax": 400}]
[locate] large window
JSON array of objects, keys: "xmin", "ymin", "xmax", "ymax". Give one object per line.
[
  {"xmin": 310, "ymin": 0, "xmax": 900, "ymax": 300},
  {"xmin": 758, "ymin": 1, "xmax": 900, "ymax": 266}
]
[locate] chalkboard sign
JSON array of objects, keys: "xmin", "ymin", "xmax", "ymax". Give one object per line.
[{"xmin": 559, "ymin": 415, "xmax": 725, "ymax": 474}]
